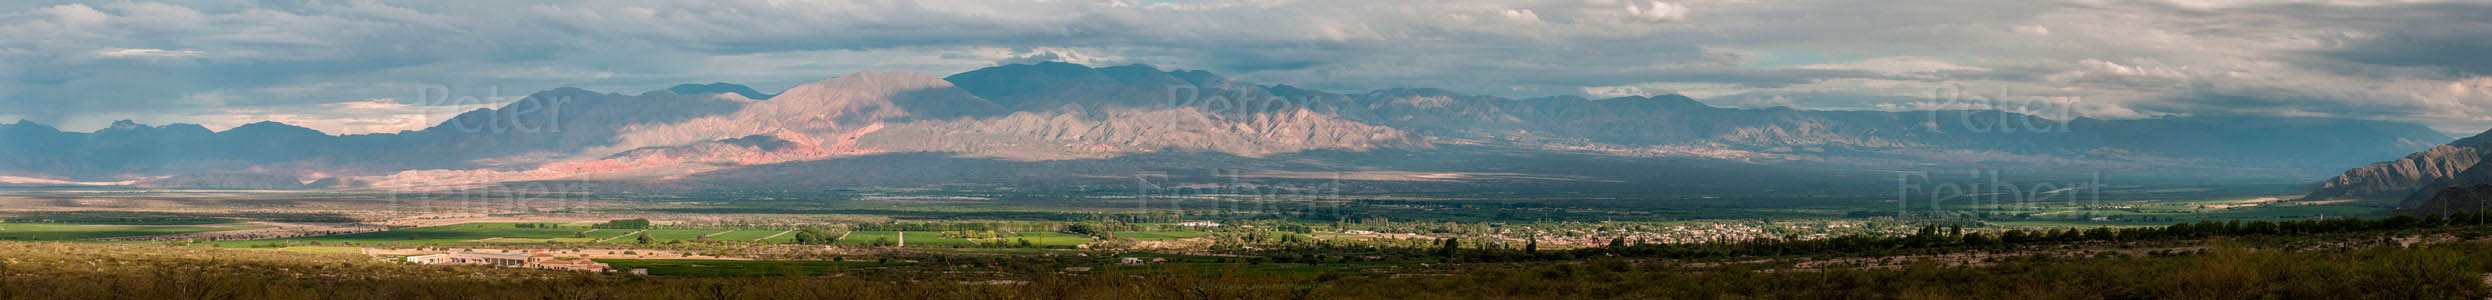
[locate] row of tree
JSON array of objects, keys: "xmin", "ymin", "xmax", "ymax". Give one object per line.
[
  {"xmin": 590, "ymin": 219, "xmax": 651, "ymax": 230},
  {"xmin": 790, "ymin": 228, "xmax": 841, "ymax": 245}
]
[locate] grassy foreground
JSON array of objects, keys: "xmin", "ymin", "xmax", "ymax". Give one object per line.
[{"xmin": 1, "ymin": 238, "xmax": 2489, "ymax": 299}]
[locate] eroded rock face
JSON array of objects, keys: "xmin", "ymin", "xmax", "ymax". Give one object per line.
[
  {"xmin": 2308, "ymin": 145, "xmax": 2489, "ymax": 200},
  {"xmin": 860, "ymin": 107, "xmax": 1424, "ymax": 161},
  {"xmin": 2307, "ymin": 129, "xmax": 2492, "ymax": 201},
  {"xmin": 596, "ymin": 71, "xmax": 994, "ymax": 156}
]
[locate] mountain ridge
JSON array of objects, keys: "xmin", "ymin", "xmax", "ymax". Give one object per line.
[
  {"xmin": 0, "ymin": 63, "xmax": 2457, "ymax": 192},
  {"xmin": 663, "ymin": 83, "xmax": 776, "ymax": 100},
  {"xmin": 2306, "ymin": 128, "xmax": 2492, "ymax": 202}
]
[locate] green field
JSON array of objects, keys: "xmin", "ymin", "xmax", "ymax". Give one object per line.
[
  {"xmin": 612, "ymin": 229, "xmax": 726, "ymax": 243},
  {"xmin": 911, "ymin": 247, "xmax": 1078, "ymax": 255},
  {"xmin": 1007, "ymin": 232, "xmax": 1094, "ymax": 247},
  {"xmin": 710, "ymin": 229, "xmax": 789, "ymax": 241},
  {"xmin": 1114, "ymin": 231, "xmax": 1211, "ymax": 241},
  {"xmin": 899, "ymin": 231, "xmax": 976, "ymax": 246},
  {"xmin": 826, "ymin": 231, "xmax": 982, "ymax": 247},
  {"xmin": 254, "ymin": 246, "xmax": 363, "ymax": 254},
  {"xmin": 204, "ymin": 222, "xmax": 611, "ymax": 247},
  {"xmin": 193, "ymin": 223, "xmax": 811, "ymax": 247},
  {"xmin": 0, "ymin": 223, "xmax": 272, "ymax": 241},
  {"xmin": 2, "ymin": 211, "xmax": 244, "ymax": 225},
  {"xmin": 834, "ymin": 231, "xmax": 900, "ymax": 246},
  {"xmin": 595, "ymin": 259, "xmax": 899, "ymax": 276},
  {"xmin": 761, "ymin": 230, "xmax": 802, "ymax": 243},
  {"xmin": 623, "ymin": 229, "xmax": 794, "ymax": 243}
]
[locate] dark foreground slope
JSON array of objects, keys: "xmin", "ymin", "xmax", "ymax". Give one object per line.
[
  {"xmin": 2410, "ymin": 184, "xmax": 2492, "ymax": 215},
  {"xmin": 5, "ymin": 229, "xmax": 2491, "ymax": 299}
]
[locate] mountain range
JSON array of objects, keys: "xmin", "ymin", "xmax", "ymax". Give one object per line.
[
  {"xmin": 2307, "ymin": 128, "xmax": 2492, "ymax": 213},
  {"xmin": 2306, "ymin": 130, "xmax": 2492, "ymax": 200},
  {"xmin": 0, "ymin": 62, "xmax": 2458, "ymax": 195}
]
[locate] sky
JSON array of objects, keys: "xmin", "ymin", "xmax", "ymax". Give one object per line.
[{"xmin": 2, "ymin": 0, "xmax": 2488, "ymax": 135}]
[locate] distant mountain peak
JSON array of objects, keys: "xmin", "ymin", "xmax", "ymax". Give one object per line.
[
  {"xmin": 525, "ymin": 87, "xmax": 606, "ymax": 100},
  {"xmin": 92, "ymin": 120, "xmax": 213, "ymax": 136},
  {"xmin": 787, "ymin": 71, "xmax": 959, "ymax": 96},
  {"xmin": 664, "ymin": 82, "xmax": 775, "ymax": 100},
  {"xmin": 224, "ymin": 121, "xmax": 328, "ymax": 136},
  {"xmin": 1362, "ymin": 88, "xmax": 1494, "ymax": 101},
  {"xmin": 107, "ymin": 120, "xmax": 145, "ymax": 131},
  {"xmin": 1095, "ymin": 63, "xmax": 1164, "ymax": 72},
  {"xmin": 2, "ymin": 119, "xmax": 60, "ymax": 132},
  {"xmin": 233, "ymin": 120, "xmax": 303, "ymax": 128},
  {"xmin": 1611, "ymin": 94, "xmax": 1710, "ymax": 108},
  {"xmin": 947, "ymin": 63, "xmax": 1235, "ymax": 111}
]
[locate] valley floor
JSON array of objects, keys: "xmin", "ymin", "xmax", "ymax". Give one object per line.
[{"xmin": 0, "ymin": 188, "xmax": 2467, "ymax": 299}]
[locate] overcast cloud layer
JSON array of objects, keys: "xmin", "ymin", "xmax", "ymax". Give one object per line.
[{"xmin": 2, "ymin": 0, "xmax": 2488, "ymax": 135}]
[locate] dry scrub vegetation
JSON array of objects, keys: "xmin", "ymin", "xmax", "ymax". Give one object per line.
[{"xmin": 2, "ymin": 238, "xmax": 2490, "ymax": 299}]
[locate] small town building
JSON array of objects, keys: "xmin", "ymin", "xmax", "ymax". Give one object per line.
[
  {"xmin": 1175, "ymin": 221, "xmax": 1222, "ymax": 227},
  {"xmin": 406, "ymin": 252, "xmax": 612, "ymax": 272},
  {"xmin": 406, "ymin": 252, "xmax": 529, "ymax": 267}
]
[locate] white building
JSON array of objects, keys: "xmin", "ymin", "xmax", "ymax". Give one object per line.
[
  {"xmin": 406, "ymin": 252, "xmax": 611, "ymax": 272},
  {"xmin": 406, "ymin": 252, "xmax": 530, "ymax": 267},
  {"xmin": 1176, "ymin": 221, "xmax": 1222, "ymax": 227}
]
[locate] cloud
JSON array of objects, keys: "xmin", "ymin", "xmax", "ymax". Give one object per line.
[
  {"xmin": 2011, "ymin": 24, "xmax": 2050, "ymax": 36},
  {"xmin": 36, "ymin": 4, "xmax": 106, "ymax": 26},
  {"xmin": 1624, "ymin": 1, "xmax": 1691, "ymax": 23},
  {"xmin": 2043, "ymin": 58, "xmax": 2192, "ymax": 88},
  {"xmin": 201, "ymin": 99, "xmax": 452, "ymax": 135},
  {"xmin": 1, "ymin": 0, "xmax": 2489, "ymax": 134},
  {"xmin": 1798, "ymin": 56, "xmax": 1985, "ymax": 77},
  {"xmin": 2302, "ymin": 3, "xmax": 2492, "ymax": 75},
  {"xmin": 990, "ymin": 47, "xmax": 1129, "ymax": 66},
  {"xmin": 95, "ymin": 48, "xmax": 200, "ymax": 57}
]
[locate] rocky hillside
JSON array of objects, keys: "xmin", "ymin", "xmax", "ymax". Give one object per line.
[
  {"xmin": 2306, "ymin": 129, "xmax": 2492, "ymax": 201},
  {"xmin": 951, "ymin": 63, "xmax": 2449, "ymax": 174},
  {"xmin": 862, "ymin": 107, "xmax": 1423, "ymax": 161}
]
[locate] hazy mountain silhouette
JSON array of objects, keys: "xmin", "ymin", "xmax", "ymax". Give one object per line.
[
  {"xmin": 663, "ymin": 83, "xmax": 776, "ymax": 100},
  {"xmin": 0, "ymin": 63, "xmax": 2456, "ymax": 192}
]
